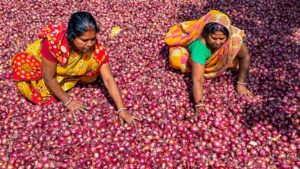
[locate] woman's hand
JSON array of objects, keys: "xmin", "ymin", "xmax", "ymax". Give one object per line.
[
  {"xmin": 118, "ymin": 110, "xmax": 139, "ymax": 127},
  {"xmin": 195, "ymin": 105, "xmax": 205, "ymax": 114},
  {"xmin": 65, "ymin": 99, "xmax": 88, "ymax": 113},
  {"xmin": 100, "ymin": 64, "xmax": 140, "ymax": 127},
  {"xmin": 236, "ymin": 84, "xmax": 253, "ymax": 97},
  {"xmin": 236, "ymin": 44, "xmax": 252, "ymax": 97},
  {"xmin": 192, "ymin": 103, "xmax": 205, "ymax": 120}
]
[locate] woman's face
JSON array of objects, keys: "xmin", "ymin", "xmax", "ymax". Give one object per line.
[
  {"xmin": 206, "ymin": 31, "xmax": 228, "ymax": 49},
  {"xmin": 72, "ymin": 30, "xmax": 96, "ymax": 53}
]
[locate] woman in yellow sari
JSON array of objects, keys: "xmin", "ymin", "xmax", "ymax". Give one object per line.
[
  {"xmin": 165, "ymin": 10, "xmax": 252, "ymax": 113},
  {"xmin": 11, "ymin": 11, "xmax": 138, "ymax": 126}
]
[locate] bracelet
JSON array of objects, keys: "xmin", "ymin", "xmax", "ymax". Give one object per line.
[
  {"xmin": 195, "ymin": 103, "xmax": 205, "ymax": 108},
  {"xmin": 117, "ymin": 108, "xmax": 127, "ymax": 114},
  {"xmin": 237, "ymin": 81, "xmax": 247, "ymax": 85},
  {"xmin": 64, "ymin": 98, "xmax": 73, "ymax": 106}
]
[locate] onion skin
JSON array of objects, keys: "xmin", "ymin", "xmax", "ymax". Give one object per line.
[{"xmin": 0, "ymin": 0, "xmax": 299, "ymax": 168}]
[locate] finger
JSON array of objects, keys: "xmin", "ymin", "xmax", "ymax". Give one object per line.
[
  {"xmin": 69, "ymin": 108, "xmax": 75, "ymax": 114},
  {"xmin": 120, "ymin": 118, "xmax": 124, "ymax": 126},
  {"xmin": 83, "ymin": 108, "xmax": 89, "ymax": 113},
  {"xmin": 81, "ymin": 106, "xmax": 88, "ymax": 111},
  {"xmin": 192, "ymin": 113, "xmax": 198, "ymax": 121},
  {"xmin": 133, "ymin": 116, "xmax": 141, "ymax": 121},
  {"xmin": 80, "ymin": 105, "xmax": 89, "ymax": 112},
  {"xmin": 196, "ymin": 107, "xmax": 204, "ymax": 113},
  {"xmin": 79, "ymin": 107, "xmax": 87, "ymax": 113},
  {"xmin": 245, "ymin": 90, "xmax": 251, "ymax": 97},
  {"xmin": 76, "ymin": 101, "xmax": 85, "ymax": 107},
  {"xmin": 132, "ymin": 119, "xmax": 137, "ymax": 128},
  {"xmin": 248, "ymin": 91, "xmax": 253, "ymax": 97},
  {"xmin": 127, "ymin": 118, "xmax": 133, "ymax": 125},
  {"xmin": 79, "ymin": 105, "xmax": 89, "ymax": 111},
  {"xmin": 114, "ymin": 114, "xmax": 118, "ymax": 122}
]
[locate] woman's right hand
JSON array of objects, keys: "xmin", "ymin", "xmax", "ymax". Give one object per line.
[
  {"xmin": 65, "ymin": 99, "xmax": 88, "ymax": 113},
  {"xmin": 195, "ymin": 105, "xmax": 205, "ymax": 116},
  {"xmin": 236, "ymin": 84, "xmax": 253, "ymax": 97},
  {"xmin": 192, "ymin": 104, "xmax": 205, "ymax": 120},
  {"xmin": 195, "ymin": 106, "xmax": 205, "ymax": 114},
  {"xmin": 42, "ymin": 55, "xmax": 87, "ymax": 113},
  {"xmin": 119, "ymin": 110, "xmax": 140, "ymax": 127}
]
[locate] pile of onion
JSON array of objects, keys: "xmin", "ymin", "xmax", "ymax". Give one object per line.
[{"xmin": 0, "ymin": 0, "xmax": 299, "ymax": 168}]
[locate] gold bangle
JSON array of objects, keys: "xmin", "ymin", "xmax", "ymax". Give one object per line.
[
  {"xmin": 117, "ymin": 108, "xmax": 127, "ymax": 114},
  {"xmin": 64, "ymin": 98, "xmax": 73, "ymax": 106}
]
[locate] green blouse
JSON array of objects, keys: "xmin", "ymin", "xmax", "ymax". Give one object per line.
[{"xmin": 187, "ymin": 39, "xmax": 211, "ymax": 65}]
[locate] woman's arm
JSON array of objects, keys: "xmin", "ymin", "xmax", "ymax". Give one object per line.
[
  {"xmin": 42, "ymin": 57, "xmax": 87, "ymax": 111},
  {"xmin": 100, "ymin": 63, "xmax": 138, "ymax": 126},
  {"xmin": 236, "ymin": 44, "xmax": 253, "ymax": 96},
  {"xmin": 191, "ymin": 61, "xmax": 205, "ymax": 112},
  {"xmin": 237, "ymin": 44, "xmax": 250, "ymax": 84},
  {"xmin": 42, "ymin": 57, "xmax": 70, "ymax": 103}
]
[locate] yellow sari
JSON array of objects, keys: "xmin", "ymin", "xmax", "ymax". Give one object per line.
[
  {"xmin": 11, "ymin": 23, "xmax": 108, "ymax": 105},
  {"xmin": 165, "ymin": 10, "xmax": 245, "ymax": 78}
]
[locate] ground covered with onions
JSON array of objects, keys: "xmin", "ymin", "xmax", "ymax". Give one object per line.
[{"xmin": 0, "ymin": 0, "xmax": 299, "ymax": 168}]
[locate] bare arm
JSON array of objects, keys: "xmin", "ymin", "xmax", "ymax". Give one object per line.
[
  {"xmin": 41, "ymin": 57, "xmax": 70, "ymax": 103},
  {"xmin": 100, "ymin": 63, "xmax": 138, "ymax": 126},
  {"xmin": 236, "ymin": 44, "xmax": 252, "ymax": 97},
  {"xmin": 100, "ymin": 63, "xmax": 125, "ymax": 110},
  {"xmin": 237, "ymin": 44, "xmax": 250, "ymax": 83},
  {"xmin": 42, "ymin": 57, "xmax": 87, "ymax": 111},
  {"xmin": 192, "ymin": 61, "xmax": 205, "ymax": 105}
]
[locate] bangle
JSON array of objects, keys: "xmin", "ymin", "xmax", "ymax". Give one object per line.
[
  {"xmin": 117, "ymin": 108, "xmax": 127, "ymax": 114},
  {"xmin": 195, "ymin": 103, "xmax": 205, "ymax": 108},
  {"xmin": 64, "ymin": 98, "xmax": 73, "ymax": 106},
  {"xmin": 237, "ymin": 81, "xmax": 247, "ymax": 85}
]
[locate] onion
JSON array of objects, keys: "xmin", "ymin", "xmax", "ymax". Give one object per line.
[{"xmin": 0, "ymin": 0, "xmax": 299, "ymax": 168}]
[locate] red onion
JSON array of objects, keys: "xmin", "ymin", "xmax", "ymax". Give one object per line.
[{"xmin": 0, "ymin": 0, "xmax": 299, "ymax": 168}]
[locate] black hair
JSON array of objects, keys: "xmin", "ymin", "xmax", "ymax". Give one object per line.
[
  {"xmin": 202, "ymin": 22, "xmax": 229, "ymax": 38},
  {"xmin": 66, "ymin": 11, "xmax": 99, "ymax": 43}
]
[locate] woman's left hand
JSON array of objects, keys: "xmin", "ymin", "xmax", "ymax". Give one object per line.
[
  {"xmin": 119, "ymin": 110, "xmax": 140, "ymax": 127},
  {"xmin": 236, "ymin": 84, "xmax": 253, "ymax": 97}
]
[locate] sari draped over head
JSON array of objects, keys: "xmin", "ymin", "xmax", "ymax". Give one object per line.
[
  {"xmin": 11, "ymin": 23, "xmax": 109, "ymax": 105},
  {"xmin": 165, "ymin": 10, "xmax": 245, "ymax": 78}
]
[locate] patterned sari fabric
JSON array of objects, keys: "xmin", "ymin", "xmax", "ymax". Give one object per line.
[
  {"xmin": 165, "ymin": 10, "xmax": 245, "ymax": 78},
  {"xmin": 11, "ymin": 23, "xmax": 109, "ymax": 105}
]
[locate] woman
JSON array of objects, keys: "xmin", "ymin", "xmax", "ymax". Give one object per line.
[
  {"xmin": 165, "ymin": 10, "xmax": 252, "ymax": 113},
  {"xmin": 11, "ymin": 11, "xmax": 138, "ymax": 126}
]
